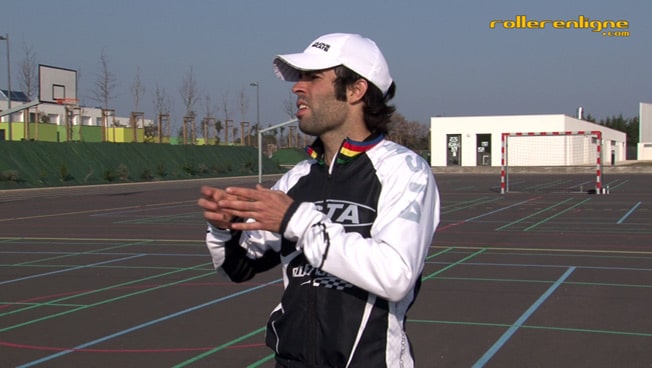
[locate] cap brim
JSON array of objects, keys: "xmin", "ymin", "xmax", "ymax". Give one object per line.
[{"xmin": 273, "ymin": 53, "xmax": 341, "ymax": 82}]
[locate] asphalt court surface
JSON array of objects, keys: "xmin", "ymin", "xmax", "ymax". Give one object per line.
[{"xmin": 1, "ymin": 173, "xmax": 651, "ymax": 367}]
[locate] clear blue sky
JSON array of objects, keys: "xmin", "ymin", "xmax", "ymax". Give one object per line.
[{"xmin": 3, "ymin": 0, "xmax": 650, "ymax": 129}]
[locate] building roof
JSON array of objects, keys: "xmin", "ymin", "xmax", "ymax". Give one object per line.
[{"xmin": 0, "ymin": 89, "xmax": 31, "ymax": 103}]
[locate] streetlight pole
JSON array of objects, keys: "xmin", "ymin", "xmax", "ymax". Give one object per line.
[
  {"xmin": 0, "ymin": 33, "xmax": 11, "ymax": 141},
  {"xmin": 249, "ymin": 81, "xmax": 260, "ymax": 136}
]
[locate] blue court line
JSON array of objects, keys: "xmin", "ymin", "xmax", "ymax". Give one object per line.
[
  {"xmin": 617, "ymin": 201, "xmax": 642, "ymax": 224},
  {"xmin": 0, "ymin": 254, "xmax": 145, "ymax": 286},
  {"xmin": 472, "ymin": 266, "xmax": 576, "ymax": 368},
  {"xmin": 17, "ymin": 278, "xmax": 282, "ymax": 368}
]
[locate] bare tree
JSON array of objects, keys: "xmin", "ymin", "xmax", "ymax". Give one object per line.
[
  {"xmin": 19, "ymin": 41, "xmax": 38, "ymax": 101},
  {"xmin": 201, "ymin": 93, "xmax": 219, "ymax": 141},
  {"xmin": 179, "ymin": 66, "xmax": 200, "ymax": 143},
  {"xmin": 221, "ymin": 91, "xmax": 231, "ymax": 122},
  {"xmin": 179, "ymin": 66, "xmax": 200, "ymax": 116},
  {"xmin": 388, "ymin": 113, "xmax": 429, "ymax": 150},
  {"xmin": 201, "ymin": 93, "xmax": 218, "ymax": 120},
  {"xmin": 282, "ymin": 89, "xmax": 297, "ymax": 119},
  {"xmin": 238, "ymin": 86, "xmax": 249, "ymax": 122},
  {"xmin": 153, "ymin": 83, "xmax": 172, "ymax": 116},
  {"xmin": 282, "ymin": 89, "xmax": 303, "ymax": 146},
  {"xmin": 152, "ymin": 83, "xmax": 173, "ymax": 137},
  {"xmin": 221, "ymin": 91, "xmax": 231, "ymax": 143},
  {"xmin": 90, "ymin": 49, "xmax": 118, "ymax": 109},
  {"xmin": 131, "ymin": 66, "xmax": 146, "ymax": 112}
]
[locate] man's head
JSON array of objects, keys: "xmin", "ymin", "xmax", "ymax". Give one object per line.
[{"xmin": 274, "ymin": 33, "xmax": 396, "ymax": 134}]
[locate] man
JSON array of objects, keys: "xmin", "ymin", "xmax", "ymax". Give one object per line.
[{"xmin": 198, "ymin": 33, "xmax": 440, "ymax": 368}]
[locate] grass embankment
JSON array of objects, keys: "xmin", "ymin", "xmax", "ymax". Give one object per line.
[{"xmin": 0, "ymin": 141, "xmax": 294, "ymax": 189}]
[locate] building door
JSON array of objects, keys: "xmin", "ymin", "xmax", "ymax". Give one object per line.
[
  {"xmin": 447, "ymin": 134, "xmax": 461, "ymax": 166},
  {"xmin": 476, "ymin": 134, "xmax": 491, "ymax": 166}
]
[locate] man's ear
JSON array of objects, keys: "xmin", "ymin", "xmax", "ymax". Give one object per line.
[{"xmin": 348, "ymin": 79, "xmax": 368, "ymax": 104}]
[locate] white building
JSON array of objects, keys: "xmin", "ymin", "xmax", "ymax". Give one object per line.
[
  {"xmin": 638, "ymin": 102, "xmax": 652, "ymax": 160},
  {"xmin": 1, "ymin": 90, "xmax": 150, "ymax": 128},
  {"xmin": 430, "ymin": 114, "xmax": 627, "ymax": 167}
]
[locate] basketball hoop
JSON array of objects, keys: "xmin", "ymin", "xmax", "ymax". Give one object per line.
[{"xmin": 55, "ymin": 98, "xmax": 79, "ymax": 106}]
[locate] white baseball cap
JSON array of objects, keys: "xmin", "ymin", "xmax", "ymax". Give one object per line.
[{"xmin": 273, "ymin": 33, "xmax": 393, "ymax": 95}]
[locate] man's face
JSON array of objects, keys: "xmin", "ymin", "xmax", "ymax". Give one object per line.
[{"xmin": 292, "ymin": 68, "xmax": 349, "ymax": 137}]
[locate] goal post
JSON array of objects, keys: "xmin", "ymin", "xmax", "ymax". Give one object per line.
[{"xmin": 500, "ymin": 131, "xmax": 603, "ymax": 194}]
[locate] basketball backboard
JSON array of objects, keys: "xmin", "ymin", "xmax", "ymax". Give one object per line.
[{"xmin": 39, "ymin": 64, "xmax": 77, "ymax": 104}]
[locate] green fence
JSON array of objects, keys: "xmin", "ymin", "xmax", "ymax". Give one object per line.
[{"xmin": 0, "ymin": 141, "xmax": 286, "ymax": 189}]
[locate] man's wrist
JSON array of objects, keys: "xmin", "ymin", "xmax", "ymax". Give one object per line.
[{"xmin": 279, "ymin": 201, "xmax": 302, "ymax": 235}]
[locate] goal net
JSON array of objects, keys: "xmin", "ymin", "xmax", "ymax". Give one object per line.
[{"xmin": 500, "ymin": 131, "xmax": 603, "ymax": 194}]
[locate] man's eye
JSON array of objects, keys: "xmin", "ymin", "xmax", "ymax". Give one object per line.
[{"xmin": 299, "ymin": 72, "xmax": 317, "ymax": 80}]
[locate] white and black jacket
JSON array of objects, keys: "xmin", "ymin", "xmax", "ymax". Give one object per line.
[{"xmin": 206, "ymin": 134, "xmax": 440, "ymax": 368}]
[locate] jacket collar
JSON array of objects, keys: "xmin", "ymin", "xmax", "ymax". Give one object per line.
[{"xmin": 305, "ymin": 133, "xmax": 384, "ymax": 165}]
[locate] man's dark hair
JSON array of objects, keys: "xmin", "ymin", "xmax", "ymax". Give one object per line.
[{"xmin": 333, "ymin": 65, "xmax": 396, "ymax": 135}]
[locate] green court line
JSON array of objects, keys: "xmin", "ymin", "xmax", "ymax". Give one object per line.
[
  {"xmin": 0, "ymin": 263, "xmax": 214, "ymax": 273},
  {"xmin": 495, "ymin": 197, "xmax": 575, "ymax": 231},
  {"xmin": 408, "ymin": 319, "xmax": 652, "ymax": 338},
  {"xmin": 426, "ymin": 247, "xmax": 456, "ymax": 260},
  {"xmin": 0, "ymin": 236, "xmax": 204, "ymax": 244},
  {"xmin": 606, "ymin": 178, "xmax": 630, "ymax": 191},
  {"xmin": 184, "ymin": 248, "xmax": 462, "ymax": 368},
  {"xmin": 247, "ymin": 354, "xmax": 277, "ymax": 368},
  {"xmin": 12, "ymin": 240, "xmax": 153, "ymax": 266},
  {"xmin": 516, "ymin": 227, "xmax": 652, "ymax": 234},
  {"xmin": 535, "ymin": 179, "xmax": 575, "ymax": 191},
  {"xmin": 438, "ymin": 248, "xmax": 652, "ymax": 261},
  {"xmin": 0, "ymin": 262, "xmax": 212, "ymax": 323},
  {"xmin": 1, "ymin": 269, "xmax": 214, "ymax": 332},
  {"xmin": 0, "ymin": 302, "xmax": 86, "ymax": 308},
  {"xmin": 433, "ymin": 276, "xmax": 652, "ymax": 289},
  {"xmin": 568, "ymin": 280, "xmax": 652, "ymax": 289},
  {"xmin": 434, "ymin": 276, "xmax": 554, "ymax": 285},
  {"xmin": 416, "ymin": 244, "xmax": 652, "ymax": 346},
  {"xmin": 441, "ymin": 197, "xmax": 503, "ymax": 214},
  {"xmin": 432, "ymin": 245, "xmax": 652, "ymax": 256},
  {"xmin": 173, "ymin": 250, "xmax": 466, "ymax": 368},
  {"xmin": 0, "ymin": 200, "xmax": 195, "ymax": 223},
  {"xmin": 422, "ymin": 248, "xmax": 487, "ymax": 280},
  {"xmin": 91, "ymin": 264, "xmax": 214, "ymax": 271},
  {"xmin": 114, "ymin": 213, "xmax": 199, "ymax": 225},
  {"xmin": 522, "ymin": 197, "xmax": 593, "ymax": 231},
  {"xmin": 519, "ymin": 178, "xmax": 572, "ymax": 192},
  {"xmin": 171, "ymin": 327, "xmax": 267, "ymax": 368}
]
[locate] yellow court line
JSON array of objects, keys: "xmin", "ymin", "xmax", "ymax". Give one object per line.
[
  {"xmin": 0, "ymin": 200, "xmax": 194, "ymax": 223},
  {"xmin": 431, "ymin": 245, "xmax": 652, "ymax": 256}
]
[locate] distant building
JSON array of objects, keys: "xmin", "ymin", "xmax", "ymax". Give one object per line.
[
  {"xmin": 0, "ymin": 89, "xmax": 153, "ymax": 142},
  {"xmin": 638, "ymin": 102, "xmax": 652, "ymax": 160},
  {"xmin": 430, "ymin": 113, "xmax": 627, "ymax": 167}
]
